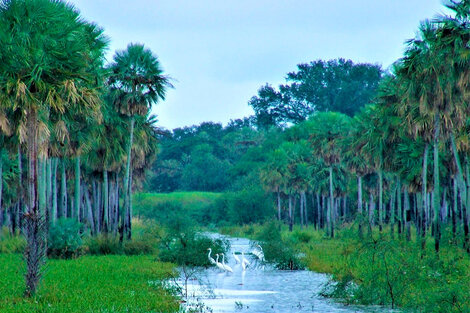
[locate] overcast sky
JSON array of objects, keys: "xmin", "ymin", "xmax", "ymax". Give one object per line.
[{"xmin": 71, "ymin": 0, "xmax": 448, "ymax": 130}]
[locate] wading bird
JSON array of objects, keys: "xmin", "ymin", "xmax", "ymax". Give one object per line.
[
  {"xmin": 252, "ymin": 244, "xmax": 265, "ymax": 261},
  {"xmin": 215, "ymin": 254, "xmax": 225, "ymax": 271},
  {"xmin": 241, "ymin": 252, "xmax": 251, "ymax": 267},
  {"xmin": 221, "ymin": 254, "xmax": 233, "ymax": 273},
  {"xmin": 233, "ymin": 252, "xmax": 241, "ymax": 264},
  {"xmin": 207, "ymin": 248, "xmax": 216, "ymax": 265}
]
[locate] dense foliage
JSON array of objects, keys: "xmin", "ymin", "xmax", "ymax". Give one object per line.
[{"xmin": 0, "ymin": 0, "xmax": 170, "ymax": 296}]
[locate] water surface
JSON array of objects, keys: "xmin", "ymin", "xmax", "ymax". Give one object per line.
[{"xmin": 180, "ymin": 234, "xmax": 395, "ymax": 313}]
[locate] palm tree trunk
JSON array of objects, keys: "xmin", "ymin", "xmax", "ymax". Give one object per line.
[
  {"xmin": 303, "ymin": 191, "xmax": 308, "ymax": 227},
  {"xmin": 83, "ymin": 183, "xmax": 95, "ymax": 235},
  {"xmin": 299, "ymin": 193, "xmax": 304, "ymax": 229},
  {"xmin": 368, "ymin": 193, "xmax": 374, "ymax": 236},
  {"xmin": 103, "ymin": 170, "xmax": 109, "ymax": 232},
  {"xmin": 404, "ymin": 188, "xmax": 411, "ymax": 241},
  {"xmin": 421, "ymin": 144, "xmax": 429, "ymax": 250},
  {"xmin": 316, "ymin": 193, "xmax": 320, "ymax": 230},
  {"xmin": 74, "ymin": 157, "xmax": 80, "ymax": 222},
  {"xmin": 433, "ymin": 113, "xmax": 441, "ymax": 253},
  {"xmin": 358, "ymin": 175, "xmax": 363, "ymax": 238},
  {"xmin": 288, "ymin": 194, "xmax": 293, "ymax": 232},
  {"xmin": 51, "ymin": 158, "xmax": 58, "ymax": 225},
  {"xmin": 452, "ymin": 177, "xmax": 458, "ymax": 244},
  {"xmin": 121, "ymin": 116, "xmax": 135, "ymax": 241},
  {"xmin": 390, "ymin": 188, "xmax": 395, "ymax": 239},
  {"xmin": 46, "ymin": 159, "xmax": 51, "ymax": 224},
  {"xmin": 13, "ymin": 147, "xmax": 23, "ymax": 233},
  {"xmin": 464, "ymin": 162, "xmax": 470, "ymax": 252},
  {"xmin": 397, "ymin": 179, "xmax": 402, "ymax": 236},
  {"xmin": 0, "ymin": 151, "xmax": 3, "ymax": 228},
  {"xmin": 60, "ymin": 159, "xmax": 67, "ymax": 219},
  {"xmin": 127, "ymin": 166, "xmax": 133, "ymax": 239},
  {"xmin": 329, "ymin": 166, "xmax": 334, "ymax": 238},
  {"xmin": 378, "ymin": 171, "xmax": 383, "ymax": 232},
  {"xmin": 24, "ymin": 109, "xmax": 46, "ymax": 297}
]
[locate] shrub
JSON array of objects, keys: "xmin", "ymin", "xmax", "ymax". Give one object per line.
[
  {"xmin": 85, "ymin": 234, "xmax": 122, "ymax": 255},
  {"xmin": 256, "ymin": 221, "xmax": 304, "ymax": 270},
  {"xmin": 48, "ymin": 218, "xmax": 84, "ymax": 259},
  {"xmin": 159, "ymin": 232, "xmax": 228, "ymax": 267},
  {"xmin": 123, "ymin": 239, "xmax": 156, "ymax": 255},
  {"xmin": 291, "ymin": 230, "xmax": 313, "ymax": 244},
  {"xmin": 210, "ymin": 188, "xmax": 274, "ymax": 226},
  {"xmin": 0, "ymin": 227, "xmax": 25, "ymax": 253}
]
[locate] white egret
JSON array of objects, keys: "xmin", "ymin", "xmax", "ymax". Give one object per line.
[
  {"xmin": 215, "ymin": 254, "xmax": 225, "ymax": 271},
  {"xmin": 207, "ymin": 248, "xmax": 216, "ymax": 265},
  {"xmin": 232, "ymin": 252, "xmax": 241, "ymax": 264},
  {"xmin": 241, "ymin": 252, "xmax": 251, "ymax": 266},
  {"xmin": 252, "ymin": 244, "xmax": 265, "ymax": 261},
  {"xmin": 221, "ymin": 254, "xmax": 233, "ymax": 273},
  {"xmin": 241, "ymin": 259, "xmax": 248, "ymax": 271}
]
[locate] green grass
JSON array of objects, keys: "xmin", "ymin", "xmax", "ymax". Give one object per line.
[
  {"xmin": 0, "ymin": 254, "xmax": 180, "ymax": 313},
  {"xmin": 133, "ymin": 192, "xmax": 221, "ymax": 226},
  {"xmin": 134, "ymin": 191, "xmax": 220, "ymax": 209}
]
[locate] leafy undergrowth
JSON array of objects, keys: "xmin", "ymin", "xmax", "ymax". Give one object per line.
[{"xmin": 0, "ymin": 254, "xmax": 180, "ymax": 313}]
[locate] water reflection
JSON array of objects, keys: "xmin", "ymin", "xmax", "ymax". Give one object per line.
[{"xmin": 180, "ymin": 234, "xmax": 395, "ymax": 313}]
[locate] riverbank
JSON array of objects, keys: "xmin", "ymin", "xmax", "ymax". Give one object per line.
[
  {"xmin": 0, "ymin": 254, "xmax": 180, "ymax": 313},
  {"xmin": 220, "ymin": 223, "xmax": 470, "ymax": 313}
]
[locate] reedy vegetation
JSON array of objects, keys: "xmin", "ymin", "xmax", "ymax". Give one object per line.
[{"xmin": 0, "ymin": 0, "xmax": 170, "ymax": 296}]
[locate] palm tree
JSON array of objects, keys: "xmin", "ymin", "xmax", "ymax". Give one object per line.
[
  {"xmin": 260, "ymin": 148, "xmax": 288, "ymax": 221},
  {"xmin": 107, "ymin": 43, "xmax": 172, "ymax": 240},
  {"xmin": 308, "ymin": 112, "xmax": 351, "ymax": 237},
  {"xmin": 398, "ymin": 13, "xmax": 470, "ymax": 252},
  {"xmin": 341, "ymin": 110, "xmax": 373, "ymax": 238},
  {"xmin": 0, "ymin": 0, "xmax": 106, "ymax": 296}
]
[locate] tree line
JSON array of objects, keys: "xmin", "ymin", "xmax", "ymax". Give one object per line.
[
  {"xmin": 148, "ymin": 1, "xmax": 470, "ymax": 257},
  {"xmin": 259, "ymin": 1, "xmax": 470, "ymax": 255},
  {"xmin": 0, "ymin": 0, "xmax": 171, "ymax": 296}
]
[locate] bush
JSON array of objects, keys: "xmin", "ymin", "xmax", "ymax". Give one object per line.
[
  {"xmin": 291, "ymin": 229, "xmax": 313, "ymax": 244},
  {"xmin": 210, "ymin": 187, "xmax": 274, "ymax": 226},
  {"xmin": 321, "ymin": 235, "xmax": 470, "ymax": 312},
  {"xmin": 159, "ymin": 232, "xmax": 228, "ymax": 267},
  {"xmin": 85, "ymin": 220, "xmax": 160, "ymax": 256},
  {"xmin": 256, "ymin": 221, "xmax": 304, "ymax": 270},
  {"xmin": 123, "ymin": 239, "xmax": 156, "ymax": 255},
  {"xmin": 48, "ymin": 218, "xmax": 84, "ymax": 259},
  {"xmin": 158, "ymin": 214, "xmax": 228, "ymax": 266},
  {"xmin": 85, "ymin": 234, "xmax": 122, "ymax": 255},
  {"xmin": 0, "ymin": 227, "xmax": 25, "ymax": 253}
]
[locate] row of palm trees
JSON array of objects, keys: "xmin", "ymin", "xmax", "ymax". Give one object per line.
[
  {"xmin": 260, "ymin": 1, "xmax": 470, "ymax": 253},
  {"xmin": 0, "ymin": 0, "xmax": 171, "ymax": 296}
]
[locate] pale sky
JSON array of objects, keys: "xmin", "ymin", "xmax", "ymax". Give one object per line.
[{"xmin": 71, "ymin": 0, "xmax": 449, "ymax": 130}]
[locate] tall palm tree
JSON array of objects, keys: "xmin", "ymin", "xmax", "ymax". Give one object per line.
[
  {"xmin": 398, "ymin": 14, "xmax": 470, "ymax": 252},
  {"xmin": 0, "ymin": 0, "xmax": 106, "ymax": 296},
  {"xmin": 107, "ymin": 43, "xmax": 172, "ymax": 239},
  {"xmin": 260, "ymin": 148, "xmax": 288, "ymax": 221},
  {"xmin": 308, "ymin": 112, "xmax": 351, "ymax": 237}
]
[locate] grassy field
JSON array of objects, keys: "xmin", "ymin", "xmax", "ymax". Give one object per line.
[
  {"xmin": 133, "ymin": 192, "xmax": 221, "ymax": 225},
  {"xmin": 0, "ymin": 254, "xmax": 180, "ymax": 313},
  {"xmin": 134, "ymin": 191, "xmax": 220, "ymax": 208}
]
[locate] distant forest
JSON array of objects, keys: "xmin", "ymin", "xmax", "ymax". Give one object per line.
[{"xmin": 148, "ymin": 59, "xmax": 383, "ymax": 194}]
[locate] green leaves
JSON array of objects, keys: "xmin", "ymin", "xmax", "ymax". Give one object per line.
[{"xmin": 107, "ymin": 43, "xmax": 172, "ymax": 117}]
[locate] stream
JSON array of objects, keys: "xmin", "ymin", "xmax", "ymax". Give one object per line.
[{"xmin": 179, "ymin": 234, "xmax": 396, "ymax": 313}]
